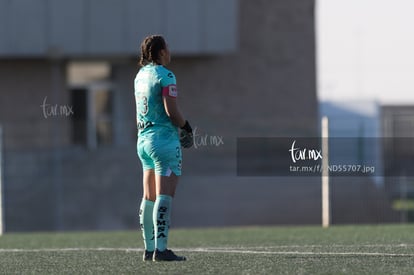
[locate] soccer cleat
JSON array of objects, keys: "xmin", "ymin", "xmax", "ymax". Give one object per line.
[
  {"xmin": 143, "ymin": 250, "xmax": 154, "ymax": 261},
  {"xmin": 153, "ymin": 249, "xmax": 186, "ymax": 262}
]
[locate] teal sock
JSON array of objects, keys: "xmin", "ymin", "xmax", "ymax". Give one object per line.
[
  {"xmin": 139, "ymin": 199, "xmax": 155, "ymax": 251},
  {"xmin": 153, "ymin": 194, "xmax": 172, "ymax": 251}
]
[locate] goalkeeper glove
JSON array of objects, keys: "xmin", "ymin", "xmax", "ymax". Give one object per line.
[{"xmin": 180, "ymin": 120, "xmax": 193, "ymax": 148}]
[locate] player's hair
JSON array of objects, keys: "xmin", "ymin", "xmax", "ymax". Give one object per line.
[{"xmin": 139, "ymin": 35, "xmax": 167, "ymax": 66}]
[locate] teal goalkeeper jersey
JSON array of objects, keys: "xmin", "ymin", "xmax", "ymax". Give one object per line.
[{"xmin": 134, "ymin": 64, "xmax": 179, "ymax": 139}]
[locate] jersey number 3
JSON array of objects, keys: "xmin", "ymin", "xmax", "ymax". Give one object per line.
[{"xmin": 139, "ymin": 96, "xmax": 148, "ymax": 115}]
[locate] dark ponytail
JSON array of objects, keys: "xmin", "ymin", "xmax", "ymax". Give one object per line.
[{"xmin": 139, "ymin": 35, "xmax": 167, "ymax": 66}]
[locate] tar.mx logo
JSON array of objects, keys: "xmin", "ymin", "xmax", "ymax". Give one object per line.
[
  {"xmin": 40, "ymin": 96, "xmax": 74, "ymax": 119},
  {"xmin": 193, "ymin": 127, "xmax": 224, "ymax": 149},
  {"xmin": 289, "ymin": 140, "xmax": 322, "ymax": 163}
]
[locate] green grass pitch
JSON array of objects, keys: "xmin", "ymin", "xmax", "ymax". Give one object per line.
[{"xmin": 1, "ymin": 225, "xmax": 414, "ymax": 274}]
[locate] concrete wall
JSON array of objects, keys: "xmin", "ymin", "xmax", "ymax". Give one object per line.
[
  {"xmin": 0, "ymin": 0, "xmax": 354, "ymax": 232},
  {"xmin": 171, "ymin": 0, "xmax": 318, "ymax": 138},
  {"xmin": 0, "ymin": 59, "xmax": 70, "ymax": 149}
]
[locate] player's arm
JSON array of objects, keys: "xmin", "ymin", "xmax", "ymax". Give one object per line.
[
  {"xmin": 163, "ymin": 96, "xmax": 193, "ymax": 148},
  {"xmin": 163, "ymin": 96, "xmax": 185, "ymax": 128},
  {"xmin": 161, "ymin": 71, "xmax": 193, "ymax": 148}
]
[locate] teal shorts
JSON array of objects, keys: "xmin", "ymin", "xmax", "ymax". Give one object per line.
[{"xmin": 137, "ymin": 136, "xmax": 182, "ymax": 176}]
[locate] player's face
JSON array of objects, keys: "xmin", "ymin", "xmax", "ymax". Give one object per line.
[{"xmin": 160, "ymin": 44, "xmax": 171, "ymax": 66}]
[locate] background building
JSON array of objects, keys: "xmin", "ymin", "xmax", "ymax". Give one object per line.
[{"xmin": 0, "ymin": 0, "xmax": 398, "ymax": 232}]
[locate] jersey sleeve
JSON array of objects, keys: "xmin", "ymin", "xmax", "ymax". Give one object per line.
[{"xmin": 160, "ymin": 68, "xmax": 178, "ymax": 98}]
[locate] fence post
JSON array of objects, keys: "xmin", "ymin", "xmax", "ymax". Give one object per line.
[
  {"xmin": 0, "ymin": 126, "xmax": 4, "ymax": 235},
  {"xmin": 321, "ymin": 117, "xmax": 330, "ymax": 228}
]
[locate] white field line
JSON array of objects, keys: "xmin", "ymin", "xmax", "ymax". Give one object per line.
[
  {"xmin": 196, "ymin": 244, "xmax": 414, "ymax": 249},
  {"xmin": 0, "ymin": 247, "xmax": 413, "ymax": 257}
]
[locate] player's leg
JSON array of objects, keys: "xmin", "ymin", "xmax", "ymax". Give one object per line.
[
  {"xmin": 153, "ymin": 173, "xmax": 186, "ymax": 261},
  {"xmin": 143, "ymin": 169, "xmax": 157, "ymax": 201},
  {"xmin": 152, "ymin": 143, "xmax": 186, "ymax": 261},
  {"xmin": 156, "ymin": 172, "xmax": 179, "ymax": 197},
  {"xmin": 153, "ymin": 173, "xmax": 178, "ymax": 251},
  {"xmin": 139, "ymin": 169, "xmax": 156, "ymax": 261},
  {"xmin": 137, "ymin": 140, "xmax": 157, "ymax": 261}
]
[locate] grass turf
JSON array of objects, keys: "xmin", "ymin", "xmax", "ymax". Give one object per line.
[{"xmin": 0, "ymin": 225, "xmax": 414, "ymax": 274}]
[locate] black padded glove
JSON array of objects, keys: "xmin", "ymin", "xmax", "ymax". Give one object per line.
[{"xmin": 180, "ymin": 120, "xmax": 193, "ymax": 148}]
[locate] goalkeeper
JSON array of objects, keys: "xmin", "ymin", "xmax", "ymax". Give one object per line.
[{"xmin": 134, "ymin": 35, "xmax": 193, "ymax": 262}]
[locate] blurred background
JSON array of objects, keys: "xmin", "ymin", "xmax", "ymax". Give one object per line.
[{"xmin": 0, "ymin": 0, "xmax": 412, "ymax": 232}]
